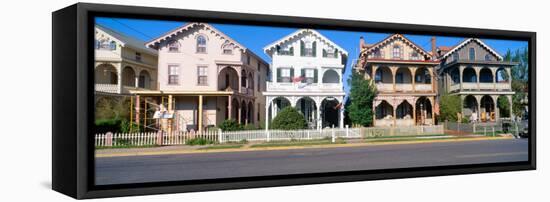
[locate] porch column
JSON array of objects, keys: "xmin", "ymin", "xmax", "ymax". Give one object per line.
[
  {"xmin": 475, "ymin": 67, "xmax": 480, "ymax": 89},
  {"xmin": 135, "ymin": 75, "xmax": 139, "ymax": 88},
  {"xmin": 117, "ymin": 64, "xmax": 123, "ymax": 94},
  {"xmin": 339, "ymin": 106, "xmax": 344, "ymax": 128},
  {"xmin": 238, "ymin": 102, "xmax": 242, "ymax": 124},
  {"xmin": 393, "ymin": 103, "xmax": 397, "ymax": 126},
  {"xmin": 410, "ymin": 67, "xmax": 417, "ymax": 92},
  {"xmin": 412, "ymin": 102, "xmax": 417, "ymax": 126},
  {"xmin": 430, "ymin": 96, "xmax": 435, "ymax": 124},
  {"xmin": 391, "ymin": 67, "xmax": 397, "ymax": 92},
  {"xmin": 135, "ymin": 95, "xmax": 140, "ymax": 128},
  {"xmin": 317, "ymin": 106, "xmax": 322, "ymax": 130},
  {"xmin": 167, "ymin": 95, "xmax": 173, "ymax": 134},
  {"xmin": 265, "ymin": 103, "xmax": 270, "ymax": 131},
  {"xmin": 198, "ymin": 95, "xmax": 203, "ymax": 133},
  {"xmin": 371, "ymin": 65, "xmax": 378, "ymax": 83},
  {"xmin": 372, "ymin": 101, "xmax": 376, "ymax": 127},
  {"xmin": 227, "ymin": 96, "xmax": 232, "ymax": 120},
  {"xmin": 493, "ymin": 95, "xmax": 499, "ymax": 121},
  {"xmin": 508, "ymin": 95, "xmax": 513, "ymax": 120},
  {"xmin": 459, "ymin": 66, "xmax": 464, "ymax": 91}
]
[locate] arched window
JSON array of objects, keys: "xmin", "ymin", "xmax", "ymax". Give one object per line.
[
  {"xmin": 222, "ymin": 43, "xmax": 233, "ymax": 54},
  {"xmin": 168, "ymin": 40, "xmax": 180, "ymax": 52},
  {"xmin": 469, "ymin": 48, "xmax": 475, "ymax": 61},
  {"xmin": 196, "ymin": 35, "xmax": 207, "ymax": 53},
  {"xmin": 301, "ymin": 40, "xmax": 316, "ymax": 57},
  {"xmin": 109, "ymin": 41, "xmax": 116, "ymax": 50},
  {"xmin": 392, "ymin": 45, "xmax": 402, "ymax": 59}
]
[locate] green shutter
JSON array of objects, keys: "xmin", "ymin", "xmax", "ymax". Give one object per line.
[
  {"xmin": 290, "ymin": 68, "xmax": 294, "ymax": 80},
  {"xmin": 334, "ymin": 48, "xmax": 338, "ymax": 57},
  {"xmin": 277, "ymin": 68, "xmax": 281, "ymax": 82},
  {"xmin": 312, "ymin": 41, "xmax": 317, "ymax": 57},
  {"xmin": 301, "ymin": 69, "xmax": 306, "ymax": 83},
  {"xmin": 323, "ymin": 49, "xmax": 327, "ymax": 57},
  {"xmin": 289, "ymin": 47, "xmax": 294, "ymax": 55},
  {"xmin": 300, "ymin": 41, "xmax": 305, "ymax": 56},
  {"xmin": 314, "ymin": 69, "xmax": 318, "ymax": 83}
]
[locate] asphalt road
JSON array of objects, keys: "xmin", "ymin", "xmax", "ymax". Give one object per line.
[{"xmin": 95, "ymin": 139, "xmax": 528, "ymax": 185}]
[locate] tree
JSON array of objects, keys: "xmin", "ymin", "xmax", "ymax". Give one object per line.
[
  {"xmin": 346, "ymin": 71, "xmax": 376, "ymax": 127},
  {"xmin": 439, "ymin": 93, "xmax": 461, "ymax": 122},
  {"xmin": 497, "ymin": 96, "xmax": 511, "ymax": 118},
  {"xmin": 503, "ymin": 47, "xmax": 529, "ymax": 117},
  {"xmin": 270, "ymin": 107, "xmax": 307, "ymax": 130}
]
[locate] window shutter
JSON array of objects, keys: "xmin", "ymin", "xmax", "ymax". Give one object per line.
[
  {"xmin": 290, "ymin": 68, "xmax": 294, "ymax": 80},
  {"xmin": 314, "ymin": 69, "xmax": 318, "ymax": 83},
  {"xmin": 277, "ymin": 68, "xmax": 281, "ymax": 82},
  {"xmin": 300, "ymin": 41, "xmax": 305, "ymax": 56},
  {"xmin": 312, "ymin": 41, "xmax": 317, "ymax": 57},
  {"xmin": 301, "ymin": 69, "xmax": 305, "ymax": 83},
  {"xmin": 323, "ymin": 49, "xmax": 327, "ymax": 57},
  {"xmin": 289, "ymin": 47, "xmax": 294, "ymax": 55}
]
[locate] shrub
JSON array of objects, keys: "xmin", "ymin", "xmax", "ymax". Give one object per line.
[
  {"xmin": 95, "ymin": 118, "xmax": 122, "ymax": 133},
  {"xmin": 120, "ymin": 119, "xmax": 140, "ymax": 133},
  {"xmin": 219, "ymin": 119, "xmax": 243, "ymax": 131},
  {"xmin": 439, "ymin": 94, "xmax": 461, "ymax": 122},
  {"xmin": 186, "ymin": 138, "xmax": 214, "ymax": 145},
  {"xmin": 243, "ymin": 124, "xmax": 257, "ymax": 130},
  {"xmin": 461, "ymin": 117, "xmax": 470, "ymax": 123},
  {"xmin": 270, "ymin": 107, "xmax": 307, "ymax": 130}
]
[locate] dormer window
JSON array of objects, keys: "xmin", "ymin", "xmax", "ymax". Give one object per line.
[
  {"xmin": 96, "ymin": 39, "xmax": 116, "ymax": 50},
  {"xmin": 392, "ymin": 45, "xmax": 402, "ymax": 59},
  {"xmin": 135, "ymin": 52, "xmax": 142, "ymax": 61},
  {"xmin": 196, "ymin": 35, "xmax": 207, "ymax": 53},
  {"xmin": 109, "ymin": 41, "xmax": 116, "ymax": 50},
  {"xmin": 222, "ymin": 43, "xmax": 233, "ymax": 54},
  {"xmin": 168, "ymin": 40, "xmax": 180, "ymax": 52}
]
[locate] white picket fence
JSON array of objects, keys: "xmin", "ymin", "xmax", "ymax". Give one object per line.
[
  {"xmin": 95, "ymin": 130, "xmax": 218, "ymax": 147},
  {"xmin": 95, "ymin": 125, "xmax": 444, "ymax": 147}
]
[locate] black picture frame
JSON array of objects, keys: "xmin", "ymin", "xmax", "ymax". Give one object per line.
[{"xmin": 52, "ymin": 3, "xmax": 536, "ymax": 199}]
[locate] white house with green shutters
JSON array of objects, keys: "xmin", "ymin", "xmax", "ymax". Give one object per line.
[{"xmin": 263, "ymin": 29, "xmax": 348, "ymax": 129}]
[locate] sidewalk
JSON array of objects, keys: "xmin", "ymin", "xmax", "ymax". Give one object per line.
[{"xmin": 95, "ymin": 135, "xmax": 514, "ymax": 158}]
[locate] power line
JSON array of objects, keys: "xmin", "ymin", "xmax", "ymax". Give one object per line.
[{"xmin": 110, "ymin": 18, "xmax": 154, "ymax": 40}]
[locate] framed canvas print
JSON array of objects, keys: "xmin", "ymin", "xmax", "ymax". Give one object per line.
[{"xmin": 52, "ymin": 3, "xmax": 536, "ymax": 199}]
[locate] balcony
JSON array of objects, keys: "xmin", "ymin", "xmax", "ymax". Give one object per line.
[
  {"xmin": 449, "ymin": 82, "xmax": 512, "ymax": 92},
  {"xmin": 376, "ymin": 83, "xmax": 434, "ymax": 93},
  {"xmin": 266, "ymin": 82, "xmax": 343, "ymax": 92},
  {"xmin": 395, "ymin": 84, "xmax": 413, "ymax": 92},
  {"xmin": 95, "ymin": 84, "xmax": 119, "ymax": 94}
]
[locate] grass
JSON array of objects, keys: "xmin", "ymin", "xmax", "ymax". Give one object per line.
[
  {"xmin": 250, "ymin": 138, "xmax": 346, "ymax": 148},
  {"xmin": 95, "ymin": 144, "xmax": 157, "ymax": 150},
  {"xmin": 198, "ymin": 144, "xmax": 244, "ymax": 150}
]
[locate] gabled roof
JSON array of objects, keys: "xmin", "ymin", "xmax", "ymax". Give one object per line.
[
  {"xmin": 263, "ymin": 29, "xmax": 348, "ymax": 57},
  {"xmin": 95, "ymin": 24, "xmax": 157, "ymax": 55},
  {"xmin": 440, "ymin": 38, "xmax": 503, "ymax": 61},
  {"xmin": 363, "ymin": 34, "xmax": 432, "ymax": 60},
  {"xmin": 145, "ymin": 22, "xmax": 246, "ymax": 51}
]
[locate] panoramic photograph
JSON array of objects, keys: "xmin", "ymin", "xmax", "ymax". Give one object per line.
[{"xmin": 93, "ymin": 17, "xmax": 530, "ymax": 185}]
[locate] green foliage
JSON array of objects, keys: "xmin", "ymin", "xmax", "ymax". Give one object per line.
[
  {"xmin": 219, "ymin": 119, "xmax": 243, "ymax": 131},
  {"xmin": 439, "ymin": 94, "xmax": 461, "ymax": 122},
  {"xmin": 347, "ymin": 71, "xmax": 376, "ymax": 127},
  {"xmin": 94, "ymin": 118, "xmax": 122, "ymax": 133},
  {"xmin": 270, "ymin": 107, "xmax": 307, "ymax": 130},
  {"xmin": 243, "ymin": 124, "xmax": 257, "ymax": 130},
  {"xmin": 497, "ymin": 96, "xmax": 511, "ymax": 118},
  {"xmin": 120, "ymin": 119, "xmax": 140, "ymax": 133},
  {"xmin": 95, "ymin": 96, "xmax": 130, "ymax": 120},
  {"xmin": 186, "ymin": 138, "xmax": 214, "ymax": 145},
  {"xmin": 503, "ymin": 47, "xmax": 529, "ymax": 118},
  {"xmin": 461, "ymin": 116, "xmax": 470, "ymax": 123}
]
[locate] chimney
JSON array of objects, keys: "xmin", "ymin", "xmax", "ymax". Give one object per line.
[
  {"xmin": 360, "ymin": 36, "xmax": 365, "ymax": 50},
  {"xmin": 431, "ymin": 37, "xmax": 436, "ymax": 60}
]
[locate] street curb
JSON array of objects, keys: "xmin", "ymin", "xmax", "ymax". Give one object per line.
[{"xmin": 95, "ymin": 136, "xmax": 514, "ymax": 158}]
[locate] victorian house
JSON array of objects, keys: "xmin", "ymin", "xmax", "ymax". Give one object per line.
[
  {"xmin": 94, "ymin": 24, "xmax": 158, "ymax": 96},
  {"xmin": 263, "ymin": 29, "xmax": 348, "ymax": 129},
  {"xmin": 355, "ymin": 34, "xmax": 439, "ymax": 127},
  {"xmin": 436, "ymin": 38, "xmax": 515, "ymax": 122},
  {"xmin": 136, "ymin": 22, "xmax": 269, "ymax": 133}
]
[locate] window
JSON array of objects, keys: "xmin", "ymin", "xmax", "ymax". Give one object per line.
[
  {"xmin": 324, "ymin": 47, "xmax": 337, "ymax": 58},
  {"xmin": 301, "ymin": 40, "xmax": 316, "ymax": 57},
  {"xmin": 277, "ymin": 45, "xmax": 294, "ymax": 56},
  {"xmin": 469, "ymin": 48, "xmax": 475, "ymax": 61},
  {"xmin": 257, "ymin": 74, "xmax": 261, "ymax": 90},
  {"xmin": 375, "ymin": 70, "xmax": 382, "ymax": 82},
  {"xmin": 392, "ymin": 45, "xmax": 402, "ymax": 59},
  {"xmin": 222, "ymin": 43, "xmax": 233, "ymax": 54},
  {"xmin": 196, "ymin": 35, "xmax": 207, "ymax": 53},
  {"xmin": 485, "ymin": 54, "xmax": 492, "ymax": 61},
  {"xmin": 168, "ymin": 65, "xmax": 179, "ymax": 85},
  {"xmin": 280, "ymin": 68, "xmax": 291, "ymax": 82},
  {"xmin": 109, "ymin": 41, "xmax": 116, "ymax": 50},
  {"xmin": 410, "ymin": 52, "xmax": 420, "ymax": 60},
  {"xmin": 135, "ymin": 52, "xmax": 142, "ymax": 61},
  {"xmin": 168, "ymin": 40, "xmax": 180, "ymax": 52},
  {"xmin": 197, "ymin": 66, "xmax": 208, "ymax": 85},
  {"xmin": 247, "ymin": 55, "xmax": 251, "ymax": 65},
  {"xmin": 304, "ymin": 69, "xmax": 315, "ymax": 83},
  {"xmin": 453, "ymin": 52, "xmax": 460, "ymax": 61},
  {"xmin": 257, "ymin": 62, "xmax": 261, "ymax": 71},
  {"xmin": 372, "ymin": 48, "xmax": 383, "ymax": 58}
]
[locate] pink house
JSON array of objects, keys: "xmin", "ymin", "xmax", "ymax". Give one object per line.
[{"xmin": 133, "ymin": 23, "xmax": 269, "ymax": 133}]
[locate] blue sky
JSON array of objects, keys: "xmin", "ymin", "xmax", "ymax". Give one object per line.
[{"xmin": 96, "ymin": 17, "xmax": 528, "ymax": 93}]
